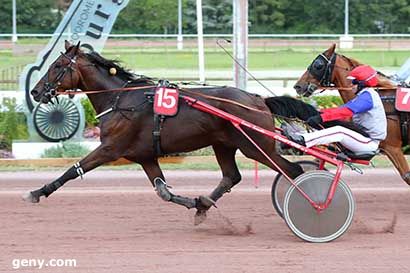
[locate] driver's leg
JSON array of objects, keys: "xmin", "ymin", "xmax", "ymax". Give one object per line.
[{"xmin": 302, "ymin": 126, "xmax": 379, "ymax": 152}]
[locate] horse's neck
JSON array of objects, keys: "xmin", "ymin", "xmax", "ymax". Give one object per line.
[
  {"xmin": 377, "ymin": 76, "xmax": 396, "ymax": 89},
  {"xmin": 334, "ymin": 55, "xmax": 396, "ymax": 102},
  {"xmin": 332, "ymin": 55, "xmax": 359, "ymax": 102},
  {"xmin": 333, "ymin": 76, "xmax": 355, "ymax": 102},
  {"xmin": 79, "ymin": 67, "xmax": 125, "ymax": 114}
]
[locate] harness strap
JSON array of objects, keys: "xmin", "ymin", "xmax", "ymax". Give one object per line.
[
  {"xmin": 400, "ymin": 112, "xmax": 410, "ymax": 146},
  {"xmin": 179, "ymin": 88, "xmax": 272, "ymax": 116},
  {"xmin": 150, "ymin": 80, "xmax": 172, "ymax": 158},
  {"xmin": 153, "ymin": 114, "xmax": 165, "ymax": 157}
]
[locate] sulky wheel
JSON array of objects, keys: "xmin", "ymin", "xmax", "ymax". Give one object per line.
[
  {"xmin": 283, "ymin": 170, "xmax": 355, "ymax": 243},
  {"xmin": 271, "ymin": 160, "xmax": 326, "ymax": 218},
  {"xmin": 33, "ymin": 97, "xmax": 81, "ymax": 142}
]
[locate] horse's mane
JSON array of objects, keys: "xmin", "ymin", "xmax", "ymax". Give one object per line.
[
  {"xmin": 84, "ymin": 51, "xmax": 154, "ymax": 84},
  {"xmin": 338, "ymin": 53, "xmax": 396, "ymax": 88}
]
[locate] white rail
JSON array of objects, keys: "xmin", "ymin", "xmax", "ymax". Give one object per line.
[{"xmin": 1, "ymin": 33, "xmax": 410, "ymax": 38}]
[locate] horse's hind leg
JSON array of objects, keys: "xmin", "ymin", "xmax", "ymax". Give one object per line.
[
  {"xmin": 23, "ymin": 143, "xmax": 121, "ymax": 203},
  {"xmin": 195, "ymin": 145, "xmax": 241, "ymax": 225},
  {"xmin": 141, "ymin": 160, "xmax": 197, "ymax": 209},
  {"xmin": 380, "ymin": 144, "xmax": 410, "ymax": 185}
]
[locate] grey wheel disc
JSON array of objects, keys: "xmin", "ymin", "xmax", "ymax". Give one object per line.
[
  {"xmin": 283, "ymin": 171, "xmax": 355, "ymax": 243},
  {"xmin": 272, "ymin": 160, "xmax": 325, "ymax": 218},
  {"xmin": 33, "ymin": 97, "xmax": 81, "ymax": 142}
]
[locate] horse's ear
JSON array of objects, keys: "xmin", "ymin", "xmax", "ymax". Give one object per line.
[
  {"xmin": 64, "ymin": 40, "xmax": 72, "ymax": 51},
  {"xmin": 73, "ymin": 41, "xmax": 81, "ymax": 55},
  {"xmin": 325, "ymin": 43, "xmax": 337, "ymax": 55}
]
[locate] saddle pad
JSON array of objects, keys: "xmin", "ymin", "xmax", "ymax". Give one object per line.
[
  {"xmin": 154, "ymin": 87, "xmax": 179, "ymax": 116},
  {"xmin": 395, "ymin": 87, "xmax": 410, "ymax": 112}
]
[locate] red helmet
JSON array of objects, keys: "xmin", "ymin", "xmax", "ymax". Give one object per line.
[{"xmin": 347, "ymin": 65, "xmax": 378, "ymax": 87}]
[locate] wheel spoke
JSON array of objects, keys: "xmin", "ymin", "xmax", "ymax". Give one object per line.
[{"xmin": 33, "ymin": 98, "xmax": 81, "ymax": 142}]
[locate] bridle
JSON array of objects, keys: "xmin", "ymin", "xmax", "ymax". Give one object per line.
[
  {"xmin": 307, "ymin": 53, "xmax": 337, "ymax": 87},
  {"xmin": 302, "ymin": 52, "xmax": 354, "ymax": 97},
  {"xmin": 42, "ymin": 52, "xmax": 79, "ymax": 101}
]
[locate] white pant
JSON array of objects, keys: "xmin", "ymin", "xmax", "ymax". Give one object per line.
[{"xmin": 302, "ymin": 126, "xmax": 380, "ymax": 153}]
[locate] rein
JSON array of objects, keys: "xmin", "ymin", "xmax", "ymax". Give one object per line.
[
  {"xmin": 179, "ymin": 88, "xmax": 272, "ymax": 116},
  {"xmin": 316, "ymin": 86, "xmax": 397, "ymax": 92},
  {"xmin": 57, "ymin": 84, "xmax": 273, "ymax": 118},
  {"xmin": 51, "ymin": 51, "xmax": 277, "ymax": 119},
  {"xmin": 56, "ymin": 85, "xmax": 156, "ymax": 95},
  {"xmin": 310, "ymin": 53, "xmax": 397, "ymax": 93}
]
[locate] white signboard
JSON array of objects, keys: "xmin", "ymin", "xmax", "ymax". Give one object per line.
[{"xmin": 20, "ymin": 0, "xmax": 130, "ymax": 111}]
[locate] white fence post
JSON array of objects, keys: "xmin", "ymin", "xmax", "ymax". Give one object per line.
[{"xmin": 233, "ymin": 0, "xmax": 248, "ymax": 91}]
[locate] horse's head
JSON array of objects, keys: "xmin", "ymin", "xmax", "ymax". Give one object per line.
[
  {"xmin": 294, "ymin": 44, "xmax": 356, "ymax": 97},
  {"xmin": 31, "ymin": 41, "xmax": 84, "ymax": 104}
]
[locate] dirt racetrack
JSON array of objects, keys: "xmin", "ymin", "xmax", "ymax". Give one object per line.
[{"xmin": 1, "ymin": 168, "xmax": 410, "ymax": 273}]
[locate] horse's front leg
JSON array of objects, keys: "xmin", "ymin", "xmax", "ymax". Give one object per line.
[
  {"xmin": 23, "ymin": 143, "xmax": 121, "ymax": 203},
  {"xmin": 141, "ymin": 160, "xmax": 198, "ymax": 209}
]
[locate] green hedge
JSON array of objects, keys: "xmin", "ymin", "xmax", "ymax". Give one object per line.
[
  {"xmin": 80, "ymin": 98, "xmax": 99, "ymax": 127},
  {"xmin": 0, "ymin": 98, "xmax": 29, "ymax": 150},
  {"xmin": 299, "ymin": 95, "xmax": 343, "ymax": 109},
  {"xmin": 41, "ymin": 142, "xmax": 90, "ymax": 158}
]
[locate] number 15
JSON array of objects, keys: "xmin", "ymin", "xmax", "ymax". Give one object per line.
[{"xmin": 157, "ymin": 88, "xmax": 177, "ymax": 109}]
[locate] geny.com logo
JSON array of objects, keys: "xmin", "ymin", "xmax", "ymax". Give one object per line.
[{"xmin": 12, "ymin": 258, "xmax": 77, "ymax": 270}]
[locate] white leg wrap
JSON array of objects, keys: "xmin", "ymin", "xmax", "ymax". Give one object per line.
[{"xmin": 74, "ymin": 162, "xmax": 84, "ymax": 179}]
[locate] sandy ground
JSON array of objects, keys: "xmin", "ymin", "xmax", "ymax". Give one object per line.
[{"xmin": 1, "ymin": 168, "xmax": 410, "ymax": 273}]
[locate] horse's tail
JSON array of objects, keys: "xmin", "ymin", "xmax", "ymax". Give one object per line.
[
  {"xmin": 264, "ymin": 96, "xmax": 319, "ymax": 119},
  {"xmin": 264, "ymin": 96, "xmax": 369, "ymax": 136}
]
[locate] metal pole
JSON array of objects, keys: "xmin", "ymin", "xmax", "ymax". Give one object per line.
[
  {"xmin": 344, "ymin": 0, "xmax": 349, "ymax": 35},
  {"xmin": 12, "ymin": 0, "xmax": 17, "ymax": 42},
  {"xmin": 233, "ymin": 0, "xmax": 248, "ymax": 91},
  {"xmin": 196, "ymin": 0, "xmax": 205, "ymax": 83},
  {"xmin": 177, "ymin": 0, "xmax": 183, "ymax": 50}
]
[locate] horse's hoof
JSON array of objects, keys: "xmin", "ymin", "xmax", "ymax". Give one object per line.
[
  {"xmin": 403, "ymin": 172, "xmax": 410, "ymax": 185},
  {"xmin": 194, "ymin": 210, "xmax": 207, "ymax": 226},
  {"xmin": 22, "ymin": 192, "xmax": 40, "ymax": 203}
]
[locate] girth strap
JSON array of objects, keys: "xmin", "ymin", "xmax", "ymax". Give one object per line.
[
  {"xmin": 400, "ymin": 112, "xmax": 410, "ymax": 146},
  {"xmin": 153, "ymin": 114, "xmax": 165, "ymax": 157}
]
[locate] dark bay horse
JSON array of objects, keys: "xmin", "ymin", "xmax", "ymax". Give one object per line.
[
  {"xmin": 25, "ymin": 41, "xmax": 303, "ymax": 224},
  {"xmin": 294, "ymin": 44, "xmax": 410, "ymax": 184}
]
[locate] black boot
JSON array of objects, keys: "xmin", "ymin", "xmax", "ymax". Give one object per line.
[{"xmin": 282, "ymin": 124, "xmax": 306, "ymax": 146}]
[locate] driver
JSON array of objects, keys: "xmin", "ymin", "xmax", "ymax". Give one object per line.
[{"xmin": 285, "ymin": 65, "xmax": 387, "ymax": 153}]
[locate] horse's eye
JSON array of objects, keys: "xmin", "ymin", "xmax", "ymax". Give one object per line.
[{"xmin": 313, "ymin": 60, "xmax": 324, "ymax": 70}]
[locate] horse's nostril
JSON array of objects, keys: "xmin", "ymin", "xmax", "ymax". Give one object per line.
[
  {"xmin": 31, "ymin": 89, "xmax": 39, "ymax": 97},
  {"xmin": 293, "ymin": 84, "xmax": 301, "ymax": 91}
]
